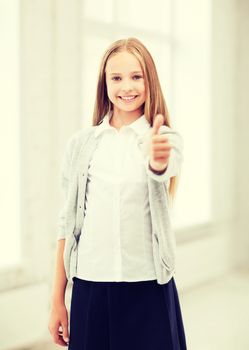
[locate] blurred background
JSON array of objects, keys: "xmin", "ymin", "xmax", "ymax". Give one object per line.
[{"xmin": 0, "ymin": 0, "xmax": 248, "ymax": 349}]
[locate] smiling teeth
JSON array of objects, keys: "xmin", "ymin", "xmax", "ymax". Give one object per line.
[{"xmin": 121, "ymin": 96, "xmax": 136, "ymax": 100}]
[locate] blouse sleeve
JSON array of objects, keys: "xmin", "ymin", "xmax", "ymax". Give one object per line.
[{"xmin": 56, "ymin": 135, "xmax": 76, "ymax": 240}]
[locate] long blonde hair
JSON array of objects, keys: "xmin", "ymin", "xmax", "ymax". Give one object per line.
[{"xmin": 91, "ymin": 37, "xmax": 180, "ymax": 204}]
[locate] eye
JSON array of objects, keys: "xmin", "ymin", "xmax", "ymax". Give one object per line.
[
  {"xmin": 111, "ymin": 76, "xmax": 121, "ymax": 81},
  {"xmin": 133, "ymin": 75, "xmax": 143, "ymax": 80}
]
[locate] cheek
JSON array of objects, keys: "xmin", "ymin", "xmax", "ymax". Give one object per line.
[
  {"xmin": 139, "ymin": 81, "xmax": 146, "ymax": 94},
  {"xmin": 106, "ymin": 85, "xmax": 115, "ymax": 99},
  {"xmin": 107, "ymin": 84, "xmax": 118, "ymax": 97},
  {"xmin": 140, "ymin": 85, "xmax": 146, "ymax": 98}
]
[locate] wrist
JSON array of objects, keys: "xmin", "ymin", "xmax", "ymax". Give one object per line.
[
  {"xmin": 148, "ymin": 162, "xmax": 167, "ymax": 175},
  {"xmin": 51, "ymin": 295, "xmax": 65, "ymax": 307}
]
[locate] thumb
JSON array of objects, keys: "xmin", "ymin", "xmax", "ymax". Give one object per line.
[
  {"xmin": 151, "ymin": 114, "xmax": 164, "ymax": 135},
  {"xmin": 62, "ymin": 323, "xmax": 69, "ymax": 342}
]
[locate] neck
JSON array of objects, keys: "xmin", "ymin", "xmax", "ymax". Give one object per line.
[{"xmin": 110, "ymin": 109, "xmax": 143, "ymax": 129}]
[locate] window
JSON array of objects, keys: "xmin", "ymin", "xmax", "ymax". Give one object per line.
[
  {"xmin": 80, "ymin": 0, "xmax": 212, "ymax": 231},
  {"xmin": 0, "ymin": 0, "xmax": 21, "ymax": 270}
]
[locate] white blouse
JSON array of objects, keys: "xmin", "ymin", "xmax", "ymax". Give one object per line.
[{"xmin": 76, "ymin": 112, "xmax": 160, "ymax": 282}]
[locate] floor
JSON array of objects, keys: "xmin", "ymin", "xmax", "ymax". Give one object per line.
[
  {"xmin": 17, "ymin": 267, "xmax": 249, "ymax": 350},
  {"xmin": 180, "ymin": 266, "xmax": 249, "ymax": 349}
]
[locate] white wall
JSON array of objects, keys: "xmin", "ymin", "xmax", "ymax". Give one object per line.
[{"xmin": 232, "ymin": 0, "xmax": 249, "ymax": 268}]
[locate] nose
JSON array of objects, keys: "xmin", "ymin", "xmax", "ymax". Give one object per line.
[{"xmin": 121, "ymin": 78, "xmax": 133, "ymax": 92}]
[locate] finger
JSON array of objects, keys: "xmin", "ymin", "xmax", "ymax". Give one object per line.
[
  {"xmin": 154, "ymin": 157, "xmax": 168, "ymax": 162},
  {"xmin": 62, "ymin": 322, "xmax": 69, "ymax": 343},
  {"xmin": 53, "ymin": 333, "xmax": 67, "ymax": 346},
  {"xmin": 153, "ymin": 150, "xmax": 170, "ymax": 157},
  {"xmin": 152, "ymin": 143, "xmax": 171, "ymax": 152},
  {"xmin": 151, "ymin": 114, "xmax": 164, "ymax": 136},
  {"xmin": 154, "ymin": 154, "xmax": 169, "ymax": 159},
  {"xmin": 152, "ymin": 135, "xmax": 169, "ymax": 143}
]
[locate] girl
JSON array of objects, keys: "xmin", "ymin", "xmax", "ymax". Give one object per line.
[{"xmin": 48, "ymin": 37, "xmax": 187, "ymax": 349}]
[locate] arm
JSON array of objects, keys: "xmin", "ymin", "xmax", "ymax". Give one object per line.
[
  {"xmin": 56, "ymin": 134, "xmax": 76, "ymax": 240},
  {"xmin": 48, "ymin": 239, "xmax": 70, "ymax": 346},
  {"xmin": 51, "ymin": 134, "xmax": 76, "ymax": 301},
  {"xmin": 48, "ymin": 135, "xmax": 78, "ymax": 346},
  {"xmin": 50, "ymin": 239, "xmax": 67, "ymax": 305}
]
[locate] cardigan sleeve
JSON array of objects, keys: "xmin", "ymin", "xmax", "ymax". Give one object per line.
[
  {"xmin": 56, "ymin": 135, "xmax": 76, "ymax": 240},
  {"xmin": 145, "ymin": 125, "xmax": 184, "ymax": 183}
]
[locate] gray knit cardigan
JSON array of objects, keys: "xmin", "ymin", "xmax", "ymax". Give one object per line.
[{"xmin": 57, "ymin": 124, "xmax": 184, "ymax": 285}]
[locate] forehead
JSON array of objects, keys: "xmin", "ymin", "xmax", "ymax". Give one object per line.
[{"xmin": 105, "ymin": 51, "xmax": 142, "ymax": 73}]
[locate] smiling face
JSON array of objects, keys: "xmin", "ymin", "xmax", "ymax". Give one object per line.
[{"xmin": 105, "ymin": 50, "xmax": 146, "ymax": 120}]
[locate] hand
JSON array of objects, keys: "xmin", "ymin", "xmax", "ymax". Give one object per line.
[
  {"xmin": 149, "ymin": 114, "xmax": 172, "ymax": 173},
  {"xmin": 48, "ymin": 302, "xmax": 70, "ymax": 347}
]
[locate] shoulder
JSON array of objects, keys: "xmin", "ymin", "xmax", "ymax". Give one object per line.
[{"xmin": 66, "ymin": 126, "xmax": 96, "ymax": 149}]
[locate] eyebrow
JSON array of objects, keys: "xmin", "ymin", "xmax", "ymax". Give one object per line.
[{"xmin": 109, "ymin": 71, "xmax": 143, "ymax": 75}]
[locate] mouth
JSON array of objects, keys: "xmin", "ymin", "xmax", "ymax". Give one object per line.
[{"xmin": 118, "ymin": 95, "xmax": 138, "ymax": 102}]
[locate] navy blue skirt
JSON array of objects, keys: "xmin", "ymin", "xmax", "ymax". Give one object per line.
[{"xmin": 68, "ymin": 276, "xmax": 187, "ymax": 350}]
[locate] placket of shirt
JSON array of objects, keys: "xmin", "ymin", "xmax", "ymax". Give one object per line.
[{"xmin": 112, "ymin": 128, "xmax": 125, "ymax": 279}]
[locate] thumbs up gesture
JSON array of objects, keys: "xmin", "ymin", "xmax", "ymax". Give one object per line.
[{"xmin": 149, "ymin": 114, "xmax": 172, "ymax": 173}]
